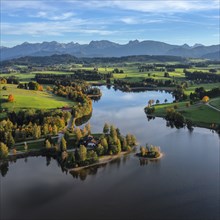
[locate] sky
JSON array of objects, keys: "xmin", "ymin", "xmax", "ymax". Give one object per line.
[{"xmin": 1, "ymin": 0, "xmax": 219, "ymax": 47}]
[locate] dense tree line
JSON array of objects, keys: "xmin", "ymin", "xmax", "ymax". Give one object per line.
[
  {"xmin": 184, "ymin": 70, "xmax": 220, "ymax": 82},
  {"xmin": 0, "ymin": 54, "xmax": 186, "ymax": 68},
  {"xmin": 17, "ymin": 81, "xmax": 43, "ymax": 91},
  {"xmin": 189, "ymin": 87, "xmax": 220, "ymax": 101},
  {"xmin": 113, "ymin": 78, "xmax": 176, "ymax": 91},
  {"xmin": 0, "ymin": 76, "xmax": 19, "ymax": 84},
  {"xmin": 35, "ymin": 71, "xmax": 112, "ymax": 84}
]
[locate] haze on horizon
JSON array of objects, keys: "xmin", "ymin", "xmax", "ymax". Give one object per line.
[{"xmin": 1, "ymin": 0, "xmax": 219, "ymax": 47}]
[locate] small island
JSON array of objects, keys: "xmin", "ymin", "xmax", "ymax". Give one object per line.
[
  {"xmin": 136, "ymin": 144, "xmax": 162, "ymax": 160},
  {"xmin": 58, "ymin": 123, "xmax": 137, "ymax": 171}
]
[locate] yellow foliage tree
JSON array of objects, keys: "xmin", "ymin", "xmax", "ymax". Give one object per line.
[{"xmin": 202, "ymin": 96, "xmax": 209, "ymax": 103}]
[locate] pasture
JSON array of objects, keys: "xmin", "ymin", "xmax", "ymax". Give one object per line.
[{"xmin": 0, "ymin": 84, "xmax": 74, "ymax": 111}]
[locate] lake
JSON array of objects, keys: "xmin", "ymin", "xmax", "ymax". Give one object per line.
[{"xmin": 1, "ymin": 86, "xmax": 219, "ymax": 220}]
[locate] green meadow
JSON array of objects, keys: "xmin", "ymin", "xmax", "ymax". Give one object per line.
[
  {"xmin": 0, "ymin": 84, "xmax": 74, "ymax": 111},
  {"xmin": 209, "ymin": 97, "xmax": 220, "ymax": 109},
  {"xmin": 152, "ymin": 100, "xmax": 220, "ymax": 128}
]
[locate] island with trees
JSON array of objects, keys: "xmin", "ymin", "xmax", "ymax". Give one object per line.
[
  {"xmin": 59, "ymin": 123, "xmax": 136, "ymax": 171},
  {"xmin": 136, "ymin": 144, "xmax": 162, "ymax": 159}
]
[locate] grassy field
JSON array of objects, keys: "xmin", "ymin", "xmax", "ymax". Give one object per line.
[
  {"xmin": 152, "ymin": 100, "xmax": 220, "ymax": 128},
  {"xmin": 0, "ymin": 84, "xmax": 74, "ymax": 111},
  {"xmin": 1, "ymin": 73, "xmax": 36, "ymax": 82},
  {"xmin": 185, "ymin": 83, "xmax": 220, "ymax": 95},
  {"xmin": 209, "ymin": 97, "xmax": 220, "ymax": 109}
]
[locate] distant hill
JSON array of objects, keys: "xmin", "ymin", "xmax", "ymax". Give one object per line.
[
  {"xmin": 201, "ymin": 51, "xmax": 220, "ymax": 60},
  {"xmin": 0, "ymin": 54, "xmax": 186, "ymax": 67},
  {"xmin": 1, "ymin": 40, "xmax": 219, "ymax": 61}
]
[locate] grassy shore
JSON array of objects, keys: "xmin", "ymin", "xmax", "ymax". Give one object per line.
[{"xmin": 151, "ymin": 100, "xmax": 220, "ymax": 128}]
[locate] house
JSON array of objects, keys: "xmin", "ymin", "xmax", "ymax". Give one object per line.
[{"xmin": 79, "ymin": 135, "xmax": 99, "ymax": 149}]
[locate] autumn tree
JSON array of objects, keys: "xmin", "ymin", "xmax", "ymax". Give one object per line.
[
  {"xmin": 38, "ymin": 85, "xmax": 43, "ymax": 91},
  {"xmin": 52, "ymin": 125, "xmax": 58, "ymax": 135},
  {"xmin": 45, "ymin": 139, "xmax": 51, "ymax": 149},
  {"xmin": 8, "ymin": 94, "xmax": 14, "ymax": 102},
  {"xmin": 32, "ymin": 124, "xmax": 41, "ymax": 139},
  {"xmin": 75, "ymin": 127, "xmax": 82, "ymax": 142},
  {"xmin": 140, "ymin": 146, "xmax": 146, "ymax": 156},
  {"xmin": 85, "ymin": 123, "xmax": 91, "ymax": 135},
  {"xmin": 148, "ymin": 99, "xmax": 155, "ymax": 107},
  {"xmin": 5, "ymin": 132, "xmax": 15, "ymax": 147},
  {"xmin": 60, "ymin": 136, "xmax": 67, "ymax": 151},
  {"xmin": 0, "ymin": 142, "xmax": 9, "ymax": 159},
  {"xmin": 202, "ymin": 96, "xmax": 209, "ymax": 103}
]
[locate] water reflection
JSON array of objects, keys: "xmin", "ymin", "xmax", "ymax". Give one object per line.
[
  {"xmin": 1, "ymin": 86, "xmax": 219, "ymax": 220},
  {"xmin": 0, "ymin": 161, "xmax": 9, "ymax": 177}
]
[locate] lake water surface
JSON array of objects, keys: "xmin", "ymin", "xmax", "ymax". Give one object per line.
[{"xmin": 1, "ymin": 87, "xmax": 219, "ymax": 220}]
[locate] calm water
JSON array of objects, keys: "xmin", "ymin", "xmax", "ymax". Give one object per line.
[{"xmin": 1, "ymin": 87, "xmax": 219, "ymax": 220}]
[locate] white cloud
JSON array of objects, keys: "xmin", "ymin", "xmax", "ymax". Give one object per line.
[
  {"xmin": 114, "ymin": 0, "xmax": 219, "ymax": 12},
  {"xmin": 72, "ymin": 0, "xmax": 219, "ymax": 13},
  {"xmin": 1, "ymin": 21, "xmax": 116, "ymax": 37},
  {"xmin": 121, "ymin": 17, "xmax": 163, "ymax": 24},
  {"xmin": 1, "ymin": 0, "xmax": 53, "ymax": 11},
  {"xmin": 33, "ymin": 11, "xmax": 75, "ymax": 21}
]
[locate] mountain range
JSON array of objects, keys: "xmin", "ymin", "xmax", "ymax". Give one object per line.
[{"xmin": 1, "ymin": 40, "xmax": 219, "ymax": 61}]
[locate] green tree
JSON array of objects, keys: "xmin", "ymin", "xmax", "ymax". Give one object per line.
[
  {"xmin": 75, "ymin": 127, "xmax": 82, "ymax": 142},
  {"xmin": 67, "ymin": 152, "xmax": 75, "ymax": 165},
  {"xmin": 110, "ymin": 125, "xmax": 117, "ymax": 138},
  {"xmin": 121, "ymin": 137, "xmax": 128, "ymax": 151},
  {"xmin": 103, "ymin": 123, "xmax": 109, "ymax": 134},
  {"xmin": 116, "ymin": 128, "xmax": 121, "ymax": 137},
  {"xmin": 101, "ymin": 137, "xmax": 108, "ymax": 153},
  {"xmin": 130, "ymin": 135, "xmax": 136, "ymax": 146},
  {"xmin": 79, "ymin": 145, "xmax": 87, "ymax": 161},
  {"xmin": 87, "ymin": 150, "xmax": 98, "ymax": 162},
  {"xmin": 0, "ymin": 142, "xmax": 9, "ymax": 159},
  {"xmin": 116, "ymin": 139, "xmax": 121, "ymax": 153},
  {"xmin": 96, "ymin": 144, "xmax": 104, "ymax": 156},
  {"xmin": 126, "ymin": 134, "xmax": 132, "ymax": 146}
]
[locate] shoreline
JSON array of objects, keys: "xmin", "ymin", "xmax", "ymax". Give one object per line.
[{"xmin": 66, "ymin": 150, "xmax": 132, "ymax": 172}]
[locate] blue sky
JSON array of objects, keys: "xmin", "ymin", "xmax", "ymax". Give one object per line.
[{"xmin": 1, "ymin": 0, "xmax": 219, "ymax": 47}]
